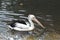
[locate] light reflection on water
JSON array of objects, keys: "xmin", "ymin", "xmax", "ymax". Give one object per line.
[
  {"xmin": 0, "ymin": 10, "xmax": 54, "ymax": 40},
  {"xmin": 0, "ymin": 10, "xmax": 26, "ymax": 40},
  {"xmin": 0, "ymin": 11, "xmax": 48, "ymax": 40},
  {"xmin": 0, "ymin": 0, "xmax": 60, "ymax": 40}
]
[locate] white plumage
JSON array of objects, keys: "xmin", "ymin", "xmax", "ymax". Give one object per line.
[{"xmin": 8, "ymin": 14, "xmax": 45, "ymax": 31}]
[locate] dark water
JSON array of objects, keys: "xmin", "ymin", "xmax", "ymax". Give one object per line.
[{"xmin": 0, "ymin": 0, "xmax": 59, "ymax": 40}]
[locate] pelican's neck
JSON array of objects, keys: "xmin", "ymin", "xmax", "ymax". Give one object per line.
[{"xmin": 28, "ymin": 18, "xmax": 34, "ymax": 27}]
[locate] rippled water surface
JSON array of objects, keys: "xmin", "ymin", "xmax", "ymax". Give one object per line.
[
  {"xmin": 0, "ymin": 10, "xmax": 54, "ymax": 40},
  {"xmin": 0, "ymin": 11, "xmax": 33, "ymax": 39},
  {"xmin": 0, "ymin": 0, "xmax": 60, "ymax": 40}
]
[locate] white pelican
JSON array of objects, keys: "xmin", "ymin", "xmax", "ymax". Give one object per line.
[{"xmin": 8, "ymin": 14, "xmax": 45, "ymax": 31}]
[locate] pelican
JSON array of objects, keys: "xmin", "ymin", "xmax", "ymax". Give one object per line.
[{"xmin": 8, "ymin": 14, "xmax": 45, "ymax": 31}]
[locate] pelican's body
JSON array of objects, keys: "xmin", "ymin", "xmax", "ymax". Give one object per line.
[{"xmin": 8, "ymin": 14, "xmax": 45, "ymax": 31}]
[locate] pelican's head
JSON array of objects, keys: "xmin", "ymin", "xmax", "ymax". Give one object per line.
[
  {"xmin": 28, "ymin": 14, "xmax": 35, "ymax": 20},
  {"xmin": 28, "ymin": 14, "xmax": 45, "ymax": 28},
  {"xmin": 28, "ymin": 14, "xmax": 40, "ymax": 24}
]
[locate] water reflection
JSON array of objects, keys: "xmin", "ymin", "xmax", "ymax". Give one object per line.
[
  {"xmin": 0, "ymin": 0, "xmax": 55, "ymax": 40},
  {"xmin": 0, "ymin": 10, "xmax": 54, "ymax": 40}
]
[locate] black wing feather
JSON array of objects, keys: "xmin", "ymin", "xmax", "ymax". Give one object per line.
[{"xmin": 8, "ymin": 19, "xmax": 26, "ymax": 27}]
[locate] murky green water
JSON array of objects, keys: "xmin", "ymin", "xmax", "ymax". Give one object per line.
[{"xmin": 0, "ymin": 0, "xmax": 60, "ymax": 40}]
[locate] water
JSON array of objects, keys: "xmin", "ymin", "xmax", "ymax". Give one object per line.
[
  {"xmin": 0, "ymin": 10, "xmax": 54, "ymax": 40},
  {"xmin": 0, "ymin": 10, "xmax": 27, "ymax": 40},
  {"xmin": 0, "ymin": 11, "xmax": 42, "ymax": 40},
  {"xmin": 0, "ymin": 0, "xmax": 59, "ymax": 40}
]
